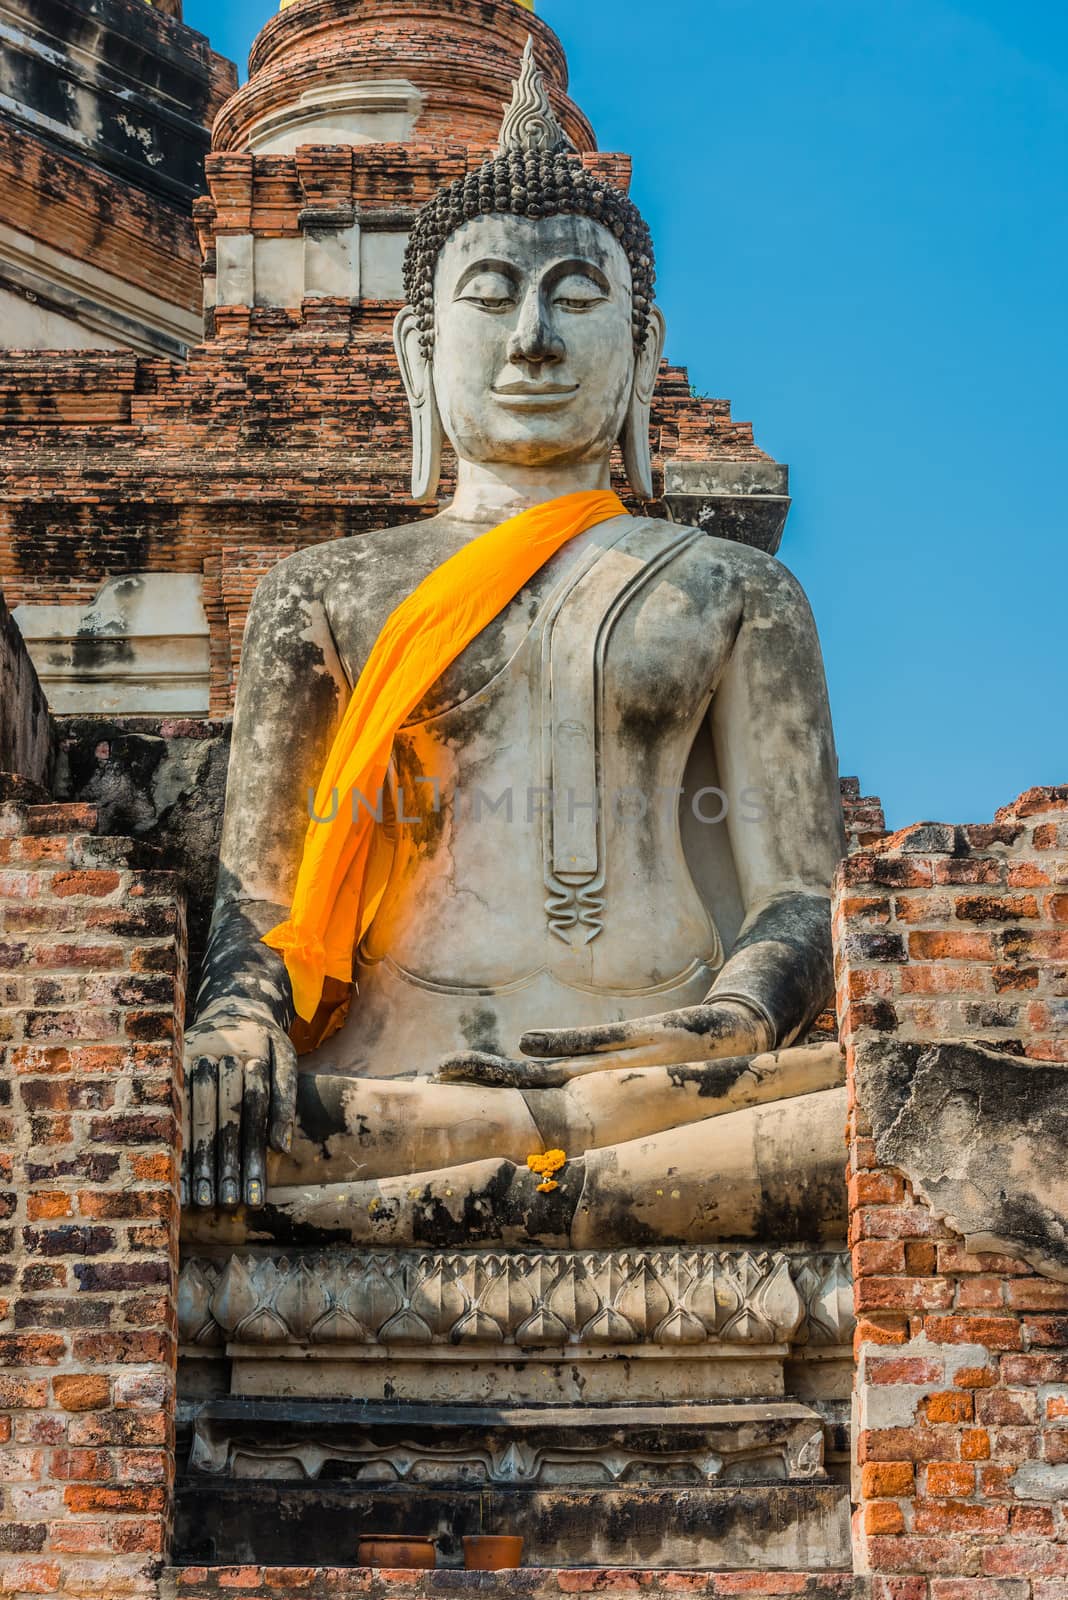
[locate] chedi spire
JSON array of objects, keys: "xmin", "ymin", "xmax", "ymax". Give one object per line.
[{"xmin": 497, "ymin": 37, "xmax": 574, "ymax": 156}]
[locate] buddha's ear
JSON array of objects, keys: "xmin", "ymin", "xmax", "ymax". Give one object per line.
[
  {"xmin": 621, "ymin": 304, "xmax": 666, "ymax": 501},
  {"xmin": 393, "ymin": 305, "xmax": 443, "ymax": 503}
]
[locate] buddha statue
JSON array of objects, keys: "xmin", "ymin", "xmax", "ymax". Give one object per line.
[{"xmin": 182, "ymin": 44, "xmax": 847, "ymax": 1250}]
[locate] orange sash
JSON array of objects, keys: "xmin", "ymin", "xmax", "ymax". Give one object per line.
[{"xmin": 263, "ymin": 489, "xmax": 627, "ymax": 1026}]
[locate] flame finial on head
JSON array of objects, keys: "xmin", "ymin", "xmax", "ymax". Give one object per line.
[{"xmin": 497, "ymin": 37, "xmax": 574, "ymax": 156}]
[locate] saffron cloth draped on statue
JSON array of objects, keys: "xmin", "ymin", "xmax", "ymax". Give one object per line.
[{"xmin": 262, "ymin": 489, "xmax": 627, "ymax": 1025}]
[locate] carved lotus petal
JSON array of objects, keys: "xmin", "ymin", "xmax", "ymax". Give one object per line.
[
  {"xmin": 177, "ymin": 1260, "xmax": 222, "ymax": 1347},
  {"xmin": 719, "ymin": 1304, "xmax": 772, "ymax": 1344},
  {"xmin": 651, "ymin": 1250, "xmax": 694, "ymax": 1308},
  {"xmin": 790, "ymin": 1259, "xmax": 820, "ymax": 1344},
  {"xmin": 755, "ymin": 1256, "xmax": 804, "ymax": 1343},
  {"xmin": 478, "ymin": 1259, "xmax": 535, "ymax": 1335},
  {"xmin": 379, "ymin": 1307, "xmax": 433, "ymax": 1345},
  {"xmin": 490, "ymin": 1441, "xmax": 540, "ymax": 1484},
  {"xmin": 273, "ymin": 1257, "xmax": 330, "ymax": 1341},
  {"xmin": 654, "ymin": 1305, "xmax": 708, "ymax": 1346},
  {"xmin": 452, "ymin": 1307, "xmax": 505, "ymax": 1344},
  {"xmin": 210, "ymin": 1254, "xmax": 259, "ymax": 1338},
  {"xmin": 310, "ymin": 1306, "xmax": 368, "ymax": 1344},
  {"xmin": 409, "ymin": 1260, "xmax": 468, "ymax": 1337},
  {"xmin": 515, "ymin": 1306, "xmax": 569, "ymax": 1346},
  {"xmin": 523, "ymin": 1254, "xmax": 563, "ymax": 1308},
  {"xmin": 342, "ymin": 1257, "xmax": 403, "ymax": 1335},
  {"xmin": 580, "ymin": 1304, "xmax": 637, "ymax": 1344},
  {"xmin": 808, "ymin": 1254, "xmax": 855, "ymax": 1347},
  {"xmin": 586, "ymin": 1253, "xmax": 628, "ymax": 1311},
  {"xmin": 687, "ymin": 1256, "xmax": 738, "ymax": 1334},
  {"xmin": 546, "ymin": 1260, "xmax": 599, "ymax": 1332},
  {"xmin": 614, "ymin": 1260, "xmax": 671, "ymax": 1338}
]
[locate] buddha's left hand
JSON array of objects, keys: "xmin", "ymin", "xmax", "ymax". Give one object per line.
[{"xmin": 436, "ymin": 998, "xmax": 771, "ymax": 1088}]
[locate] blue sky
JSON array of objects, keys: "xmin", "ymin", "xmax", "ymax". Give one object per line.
[{"xmin": 186, "ymin": 0, "xmax": 1067, "ymax": 828}]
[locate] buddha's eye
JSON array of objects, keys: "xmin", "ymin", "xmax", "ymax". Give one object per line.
[
  {"xmin": 457, "ymin": 272, "xmax": 517, "ymax": 311},
  {"xmin": 552, "ymin": 274, "xmax": 608, "ymax": 313}
]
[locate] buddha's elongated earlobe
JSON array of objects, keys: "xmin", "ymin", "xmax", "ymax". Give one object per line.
[
  {"xmin": 394, "ymin": 305, "xmax": 443, "ymax": 503},
  {"xmin": 621, "ymin": 304, "xmax": 666, "ymax": 500}
]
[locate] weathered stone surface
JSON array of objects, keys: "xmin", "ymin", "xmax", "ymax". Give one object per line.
[
  {"xmin": 0, "ymin": 591, "xmax": 53, "ymax": 786},
  {"xmin": 855, "ymin": 1036, "xmax": 1068, "ymax": 1281},
  {"xmin": 55, "ymin": 715, "xmax": 229, "ymax": 988},
  {"xmin": 0, "ymin": 0, "xmax": 234, "ymax": 354},
  {"xmin": 172, "ymin": 1477, "xmax": 852, "ymax": 1571}
]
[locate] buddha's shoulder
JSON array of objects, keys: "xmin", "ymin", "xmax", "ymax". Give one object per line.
[
  {"xmin": 632, "ymin": 516, "xmax": 808, "ymax": 603},
  {"xmin": 250, "ymin": 515, "xmax": 449, "ymax": 606}
]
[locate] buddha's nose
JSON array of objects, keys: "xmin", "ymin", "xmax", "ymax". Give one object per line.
[{"xmin": 507, "ymin": 290, "xmax": 564, "ymax": 367}]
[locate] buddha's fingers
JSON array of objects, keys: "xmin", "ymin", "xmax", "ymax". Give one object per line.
[
  {"xmin": 435, "ymin": 1051, "xmax": 571, "ymax": 1089},
  {"xmin": 190, "ymin": 1054, "xmax": 218, "ymax": 1209},
  {"xmin": 520, "ymin": 1001, "xmax": 763, "ymax": 1062},
  {"xmin": 216, "ymin": 1055, "xmax": 243, "ymax": 1210},
  {"xmin": 242, "ymin": 1057, "xmax": 270, "ymax": 1208},
  {"xmin": 180, "ymin": 1057, "xmax": 192, "ymax": 1209},
  {"xmin": 268, "ymin": 1032, "xmax": 297, "ymax": 1154}
]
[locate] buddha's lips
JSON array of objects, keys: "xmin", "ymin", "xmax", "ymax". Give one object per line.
[{"xmin": 493, "ymin": 381, "xmax": 579, "ymax": 398}]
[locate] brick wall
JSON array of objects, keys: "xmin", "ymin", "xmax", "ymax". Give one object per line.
[
  {"xmin": 0, "ymin": 791, "xmax": 187, "ymax": 1599},
  {"xmin": 836, "ymin": 787, "xmax": 1068, "ymax": 1597}
]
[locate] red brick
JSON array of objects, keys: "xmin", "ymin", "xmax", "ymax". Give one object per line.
[
  {"xmin": 0, "ymin": 1378, "xmax": 49, "ymax": 1408},
  {"xmin": 51, "ymin": 1374, "xmax": 110, "ymax": 1412},
  {"xmin": 925, "ymin": 1462, "xmax": 976, "ymax": 1497},
  {"xmin": 914, "ymin": 1502, "xmax": 1009, "ymax": 1534},
  {"xmin": 62, "ymin": 1484, "xmax": 166, "ymax": 1514},
  {"xmin": 859, "ymin": 1426, "xmax": 960, "ymax": 1463},
  {"xmin": 924, "ymin": 1316, "xmax": 1022, "ymax": 1349},
  {"xmin": 49, "ymin": 870, "xmax": 121, "ymax": 898},
  {"xmin": 856, "ymin": 1277, "xmax": 954, "ymax": 1313},
  {"xmin": 864, "ymin": 1501, "xmax": 906, "ymax": 1534},
  {"xmin": 867, "ymin": 1356, "xmax": 944, "ymax": 1385},
  {"xmin": 907, "ymin": 931, "xmax": 996, "ymax": 961},
  {"xmin": 861, "ymin": 1460, "xmax": 915, "ymax": 1497}
]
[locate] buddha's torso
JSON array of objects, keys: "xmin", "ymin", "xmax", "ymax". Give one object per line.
[{"xmin": 302, "ymin": 513, "xmax": 749, "ymax": 1078}]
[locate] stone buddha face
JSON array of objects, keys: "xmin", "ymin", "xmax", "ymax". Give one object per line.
[
  {"xmin": 395, "ymin": 210, "xmax": 665, "ymax": 500},
  {"xmin": 432, "ymin": 212, "xmax": 636, "ymax": 468}
]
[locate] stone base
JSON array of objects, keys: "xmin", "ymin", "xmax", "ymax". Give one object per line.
[
  {"xmin": 176, "ymin": 1248, "xmax": 854, "ymax": 1572},
  {"xmin": 173, "ymin": 1480, "xmax": 852, "ymax": 1571}
]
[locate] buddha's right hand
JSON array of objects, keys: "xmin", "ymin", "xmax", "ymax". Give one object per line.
[{"xmin": 182, "ymin": 1004, "xmax": 297, "ymax": 1210}]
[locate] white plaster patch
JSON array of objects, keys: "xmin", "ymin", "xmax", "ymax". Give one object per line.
[
  {"xmin": 254, "ymin": 236, "xmax": 304, "ymax": 309},
  {"xmin": 244, "ymin": 79, "xmax": 423, "ymax": 155},
  {"xmin": 1012, "ymin": 1461, "xmax": 1068, "ymax": 1502},
  {"xmin": 856, "ymin": 1336, "xmax": 993, "ymax": 1432},
  {"xmin": 14, "ymin": 573, "xmax": 210, "ymax": 715},
  {"xmin": 359, "ymin": 231, "xmax": 407, "ymax": 300}
]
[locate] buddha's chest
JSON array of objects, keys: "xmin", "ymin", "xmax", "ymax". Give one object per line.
[{"xmin": 332, "ymin": 521, "xmax": 742, "ymax": 746}]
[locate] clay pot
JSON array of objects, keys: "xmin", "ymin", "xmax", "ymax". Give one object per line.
[
  {"xmin": 357, "ymin": 1535, "xmax": 436, "ymax": 1569},
  {"xmin": 463, "ymin": 1535, "xmax": 524, "ymax": 1571}
]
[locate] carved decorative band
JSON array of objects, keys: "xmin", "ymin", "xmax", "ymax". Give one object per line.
[{"xmin": 178, "ymin": 1248, "xmax": 854, "ymax": 1353}]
